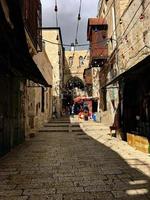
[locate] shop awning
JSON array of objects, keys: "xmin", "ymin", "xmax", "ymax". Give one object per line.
[
  {"xmin": 0, "ymin": 0, "xmax": 50, "ymax": 87},
  {"xmin": 101, "ymin": 55, "xmax": 150, "ymax": 89}
]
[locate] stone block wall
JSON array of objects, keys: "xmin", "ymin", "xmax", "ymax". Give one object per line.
[
  {"xmin": 25, "ymin": 49, "xmax": 53, "ymax": 136},
  {"xmin": 118, "ymin": 0, "xmax": 150, "ymax": 71},
  {"xmin": 42, "ymin": 28, "xmax": 64, "ymax": 117}
]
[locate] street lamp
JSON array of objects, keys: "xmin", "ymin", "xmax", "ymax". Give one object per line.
[{"xmin": 71, "ymin": 43, "xmax": 75, "ymax": 51}]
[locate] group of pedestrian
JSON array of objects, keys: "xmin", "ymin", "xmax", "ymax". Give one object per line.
[{"xmin": 64, "ymin": 101, "xmax": 97, "ymax": 122}]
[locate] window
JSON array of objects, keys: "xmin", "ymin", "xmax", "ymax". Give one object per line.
[
  {"xmin": 79, "ymin": 56, "xmax": 84, "ymax": 66},
  {"xmin": 69, "ymin": 56, "xmax": 73, "ymax": 66},
  {"xmin": 94, "ymin": 27, "xmax": 98, "ymax": 32}
]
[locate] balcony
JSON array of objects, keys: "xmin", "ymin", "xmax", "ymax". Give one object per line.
[
  {"xmin": 22, "ymin": 0, "xmax": 42, "ymax": 51},
  {"xmin": 87, "ymin": 18, "xmax": 108, "ymax": 68}
]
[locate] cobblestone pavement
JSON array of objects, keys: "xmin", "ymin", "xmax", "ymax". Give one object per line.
[{"xmin": 0, "ymin": 116, "xmax": 150, "ymax": 200}]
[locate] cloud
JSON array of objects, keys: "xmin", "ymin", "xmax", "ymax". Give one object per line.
[{"xmin": 41, "ymin": 0, "xmax": 98, "ymax": 49}]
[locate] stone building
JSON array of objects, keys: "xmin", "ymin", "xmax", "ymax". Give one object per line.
[
  {"xmin": 63, "ymin": 49, "xmax": 90, "ymax": 107},
  {"xmin": 97, "ymin": 0, "xmax": 150, "ymax": 153},
  {"xmin": 42, "ymin": 28, "xmax": 64, "ymax": 118},
  {"xmin": 87, "ymin": 18, "xmax": 108, "ymax": 120},
  {"xmin": 96, "ymin": 0, "xmax": 121, "ymax": 125},
  {"xmin": 24, "ymin": 1, "xmax": 53, "ymax": 136},
  {"xmin": 0, "ymin": 0, "xmax": 52, "ymax": 156}
]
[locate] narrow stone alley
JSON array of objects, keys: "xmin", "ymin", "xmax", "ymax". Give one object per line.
[
  {"xmin": 0, "ymin": 118, "xmax": 150, "ymax": 200},
  {"xmin": 0, "ymin": 1, "xmax": 150, "ymax": 199}
]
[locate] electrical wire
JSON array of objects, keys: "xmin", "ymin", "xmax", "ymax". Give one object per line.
[
  {"xmin": 110, "ymin": 0, "xmax": 144, "ymax": 41},
  {"xmin": 100, "ymin": 0, "xmax": 114, "ymax": 25},
  {"xmin": 110, "ymin": 1, "xmax": 150, "ymax": 50},
  {"xmin": 75, "ymin": 0, "xmax": 82, "ymax": 46},
  {"xmin": 96, "ymin": 0, "xmax": 149, "ymax": 68},
  {"xmin": 108, "ymin": 2, "xmax": 150, "ymax": 61},
  {"xmin": 120, "ymin": 36, "xmax": 144, "ymax": 56},
  {"xmin": 84, "ymin": 0, "xmax": 118, "ymax": 61},
  {"xmin": 75, "ymin": 20, "xmax": 80, "ymax": 45},
  {"xmin": 120, "ymin": 29, "xmax": 150, "ymax": 57},
  {"xmin": 97, "ymin": 36, "xmax": 146, "ymax": 69},
  {"xmin": 119, "ymin": 0, "xmax": 146, "ymax": 41},
  {"xmin": 54, "ymin": 0, "xmax": 58, "ymax": 27},
  {"xmin": 125, "ymin": 45, "xmax": 149, "ymax": 65},
  {"xmin": 83, "ymin": 0, "xmax": 150, "ymax": 71},
  {"xmin": 99, "ymin": 0, "xmax": 149, "ymax": 48},
  {"xmin": 122, "ymin": 1, "xmax": 150, "ymax": 40},
  {"xmin": 43, "ymin": 1, "xmax": 149, "ymax": 54},
  {"xmin": 120, "ymin": 39, "xmax": 150, "ymax": 65},
  {"xmin": 51, "ymin": 0, "xmax": 112, "ymax": 48},
  {"xmin": 56, "ymin": 12, "xmax": 58, "ymax": 27},
  {"xmin": 42, "ymin": 38, "xmax": 108, "ymax": 47}
]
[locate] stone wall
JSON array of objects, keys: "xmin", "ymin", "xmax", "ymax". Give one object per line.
[
  {"xmin": 97, "ymin": 0, "xmax": 121, "ymax": 125},
  {"xmin": 118, "ymin": 0, "xmax": 150, "ymax": 71},
  {"xmin": 64, "ymin": 50, "xmax": 90, "ymax": 98},
  {"xmin": 64, "ymin": 50, "xmax": 89, "ymax": 84},
  {"xmin": 42, "ymin": 28, "xmax": 64, "ymax": 118},
  {"xmin": 25, "ymin": 50, "xmax": 53, "ymax": 136},
  {"xmin": 97, "ymin": 0, "xmax": 150, "ymax": 135}
]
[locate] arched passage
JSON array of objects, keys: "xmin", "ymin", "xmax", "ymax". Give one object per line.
[
  {"xmin": 62, "ymin": 77, "xmax": 85, "ymax": 115},
  {"xmin": 66, "ymin": 76, "xmax": 84, "ymax": 90}
]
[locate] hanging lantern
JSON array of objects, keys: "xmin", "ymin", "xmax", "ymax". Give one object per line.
[
  {"xmin": 119, "ymin": 18, "xmax": 123, "ymax": 24},
  {"xmin": 56, "ymin": 35, "xmax": 59, "ymax": 40},
  {"xmin": 78, "ymin": 13, "xmax": 81, "ymax": 20},
  {"xmin": 139, "ymin": 13, "xmax": 144, "ymax": 21},
  {"xmin": 71, "ymin": 43, "xmax": 75, "ymax": 51},
  {"xmin": 54, "ymin": 5, "xmax": 58, "ymax": 12},
  {"xmin": 125, "ymin": 35, "xmax": 128, "ymax": 42},
  {"xmin": 122, "ymin": 54, "xmax": 125, "ymax": 59},
  {"xmin": 75, "ymin": 38, "xmax": 78, "ymax": 45}
]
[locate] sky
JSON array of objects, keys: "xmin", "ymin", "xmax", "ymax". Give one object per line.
[{"xmin": 41, "ymin": 0, "xmax": 99, "ymax": 49}]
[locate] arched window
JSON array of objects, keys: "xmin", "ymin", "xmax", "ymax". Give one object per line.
[
  {"xmin": 79, "ymin": 56, "xmax": 84, "ymax": 66},
  {"xmin": 69, "ymin": 56, "xmax": 73, "ymax": 66}
]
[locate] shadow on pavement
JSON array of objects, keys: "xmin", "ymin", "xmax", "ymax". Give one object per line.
[{"xmin": 0, "ymin": 117, "xmax": 149, "ymax": 200}]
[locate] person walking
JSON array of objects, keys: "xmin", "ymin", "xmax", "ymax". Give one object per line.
[{"xmin": 71, "ymin": 103, "xmax": 75, "ymax": 118}]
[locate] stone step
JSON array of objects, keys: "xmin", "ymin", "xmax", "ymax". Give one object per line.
[
  {"xmin": 48, "ymin": 120, "xmax": 70, "ymax": 123},
  {"xmin": 44, "ymin": 123, "xmax": 80, "ymax": 127},
  {"xmin": 84, "ymin": 127, "xmax": 110, "ymax": 131},
  {"xmin": 39, "ymin": 129, "xmax": 69, "ymax": 132},
  {"xmin": 44, "ymin": 124, "xmax": 69, "ymax": 127},
  {"xmin": 39, "ymin": 126, "xmax": 82, "ymax": 132}
]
